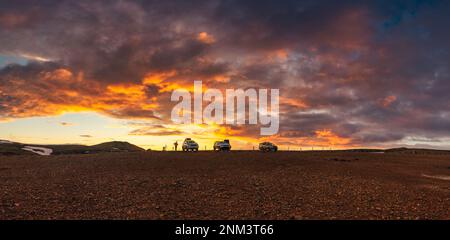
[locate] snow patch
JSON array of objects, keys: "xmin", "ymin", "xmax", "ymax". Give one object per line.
[
  {"xmin": 0, "ymin": 140, "xmax": 14, "ymax": 144},
  {"xmin": 422, "ymin": 174, "xmax": 450, "ymax": 181},
  {"xmin": 22, "ymin": 146, "xmax": 53, "ymax": 156}
]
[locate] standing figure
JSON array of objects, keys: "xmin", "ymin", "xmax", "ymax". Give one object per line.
[{"xmin": 174, "ymin": 141, "xmax": 178, "ymax": 151}]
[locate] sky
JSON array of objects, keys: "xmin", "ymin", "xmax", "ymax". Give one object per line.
[{"xmin": 1, "ymin": 0, "xmax": 450, "ymax": 150}]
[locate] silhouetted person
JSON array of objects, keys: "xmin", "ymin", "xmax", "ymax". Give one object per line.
[{"xmin": 174, "ymin": 141, "xmax": 178, "ymax": 151}]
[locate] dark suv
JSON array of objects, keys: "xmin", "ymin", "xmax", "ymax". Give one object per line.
[
  {"xmin": 259, "ymin": 142, "xmax": 278, "ymax": 152},
  {"xmin": 213, "ymin": 139, "xmax": 231, "ymax": 151}
]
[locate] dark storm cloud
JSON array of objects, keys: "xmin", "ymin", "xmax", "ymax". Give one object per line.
[
  {"xmin": 0, "ymin": 0, "xmax": 449, "ymax": 147},
  {"xmin": 79, "ymin": 134, "xmax": 92, "ymax": 138},
  {"xmin": 355, "ymin": 133, "xmax": 406, "ymax": 144}
]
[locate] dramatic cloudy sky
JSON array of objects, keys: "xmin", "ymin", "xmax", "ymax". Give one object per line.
[{"xmin": 1, "ymin": 0, "xmax": 449, "ymax": 150}]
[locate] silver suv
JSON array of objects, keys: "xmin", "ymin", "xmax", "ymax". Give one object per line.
[
  {"xmin": 182, "ymin": 138, "xmax": 199, "ymax": 151},
  {"xmin": 213, "ymin": 139, "xmax": 231, "ymax": 151}
]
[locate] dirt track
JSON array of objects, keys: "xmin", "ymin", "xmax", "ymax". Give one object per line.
[{"xmin": 0, "ymin": 151, "xmax": 449, "ymax": 219}]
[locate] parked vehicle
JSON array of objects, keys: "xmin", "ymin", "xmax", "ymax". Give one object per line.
[
  {"xmin": 182, "ymin": 138, "xmax": 199, "ymax": 151},
  {"xmin": 214, "ymin": 139, "xmax": 231, "ymax": 151},
  {"xmin": 259, "ymin": 142, "xmax": 278, "ymax": 152}
]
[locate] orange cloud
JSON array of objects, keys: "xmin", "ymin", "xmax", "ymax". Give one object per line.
[
  {"xmin": 197, "ymin": 32, "xmax": 215, "ymax": 44},
  {"xmin": 281, "ymin": 97, "xmax": 308, "ymax": 109},
  {"xmin": 0, "ymin": 68, "xmax": 160, "ymax": 120},
  {"xmin": 266, "ymin": 49, "xmax": 289, "ymax": 61},
  {"xmin": 315, "ymin": 129, "xmax": 351, "ymax": 146},
  {"xmin": 142, "ymin": 71, "xmax": 197, "ymax": 92},
  {"xmin": 381, "ymin": 95, "xmax": 397, "ymax": 107},
  {"xmin": 0, "ymin": 13, "xmax": 29, "ymax": 28}
]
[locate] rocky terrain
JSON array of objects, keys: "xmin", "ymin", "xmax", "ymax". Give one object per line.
[{"xmin": 0, "ymin": 151, "xmax": 449, "ymax": 219}]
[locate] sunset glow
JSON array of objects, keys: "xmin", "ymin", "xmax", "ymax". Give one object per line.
[{"xmin": 1, "ymin": 0, "xmax": 450, "ymax": 150}]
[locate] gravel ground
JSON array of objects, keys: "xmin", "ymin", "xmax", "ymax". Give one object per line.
[{"xmin": 0, "ymin": 151, "xmax": 449, "ymax": 219}]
